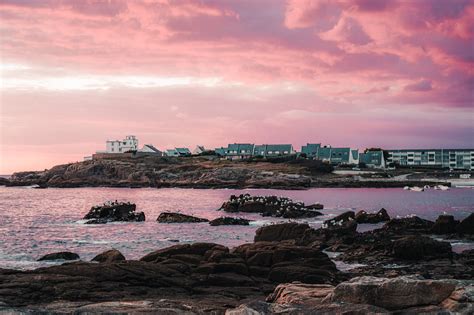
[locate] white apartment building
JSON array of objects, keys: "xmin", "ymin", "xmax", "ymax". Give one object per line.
[
  {"xmin": 105, "ymin": 135, "xmax": 138, "ymax": 153},
  {"xmin": 387, "ymin": 149, "xmax": 474, "ymax": 170}
]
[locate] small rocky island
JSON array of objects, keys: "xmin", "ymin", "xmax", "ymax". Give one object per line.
[
  {"xmin": 83, "ymin": 201, "xmax": 145, "ymax": 224},
  {"xmin": 219, "ymin": 194, "xmax": 324, "ymax": 218}
]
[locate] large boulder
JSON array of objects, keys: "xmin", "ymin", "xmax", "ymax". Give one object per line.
[
  {"xmin": 219, "ymin": 194, "xmax": 323, "ymax": 218},
  {"xmin": 331, "ymin": 276, "xmax": 456, "ymax": 310},
  {"xmin": 157, "ymin": 212, "xmax": 209, "ymax": 223},
  {"xmin": 254, "ymin": 222, "xmax": 312, "ymax": 242},
  {"xmin": 38, "ymin": 252, "xmax": 80, "ymax": 261},
  {"xmin": 392, "ymin": 236, "xmax": 452, "ymax": 260},
  {"xmin": 91, "ymin": 249, "xmax": 126, "ymax": 263},
  {"xmin": 431, "ymin": 214, "xmax": 459, "ymax": 234},
  {"xmin": 83, "ymin": 201, "xmax": 145, "ymax": 224},
  {"xmin": 355, "ymin": 208, "xmax": 390, "ymax": 224},
  {"xmin": 456, "ymin": 213, "xmax": 474, "ymax": 235},
  {"xmin": 383, "ymin": 216, "xmax": 434, "ymax": 232},
  {"xmin": 209, "ymin": 217, "xmax": 250, "ymax": 226}
]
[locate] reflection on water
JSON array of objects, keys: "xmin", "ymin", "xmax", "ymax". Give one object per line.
[{"xmin": 0, "ymin": 187, "xmax": 472, "ymax": 270}]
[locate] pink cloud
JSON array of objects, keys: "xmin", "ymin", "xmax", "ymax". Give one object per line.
[{"xmin": 0, "ymin": 0, "xmax": 473, "ymax": 173}]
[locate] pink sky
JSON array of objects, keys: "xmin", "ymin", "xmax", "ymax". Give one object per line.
[{"xmin": 0, "ymin": 0, "xmax": 473, "ymax": 174}]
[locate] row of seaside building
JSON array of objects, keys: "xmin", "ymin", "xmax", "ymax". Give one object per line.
[{"xmin": 85, "ymin": 135, "xmax": 474, "ymax": 170}]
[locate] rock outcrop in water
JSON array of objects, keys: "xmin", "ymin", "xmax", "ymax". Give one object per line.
[
  {"xmin": 355, "ymin": 208, "xmax": 390, "ymax": 224},
  {"xmin": 83, "ymin": 201, "xmax": 145, "ymax": 224},
  {"xmin": 219, "ymin": 194, "xmax": 323, "ymax": 218},
  {"xmin": 209, "ymin": 217, "xmax": 251, "ymax": 226},
  {"xmin": 92, "ymin": 249, "xmax": 126, "ymax": 263},
  {"xmin": 157, "ymin": 212, "xmax": 209, "ymax": 223},
  {"xmin": 37, "ymin": 252, "xmax": 80, "ymax": 261}
]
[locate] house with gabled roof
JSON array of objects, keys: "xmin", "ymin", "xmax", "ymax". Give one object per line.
[{"xmin": 253, "ymin": 144, "xmax": 294, "ymax": 157}]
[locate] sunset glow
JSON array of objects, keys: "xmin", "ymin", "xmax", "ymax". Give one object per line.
[{"xmin": 1, "ymin": 0, "xmax": 473, "ymax": 174}]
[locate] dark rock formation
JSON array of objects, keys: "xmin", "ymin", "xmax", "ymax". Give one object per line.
[
  {"xmin": 219, "ymin": 194, "xmax": 323, "ymax": 218},
  {"xmin": 392, "ymin": 236, "xmax": 452, "ymax": 260},
  {"xmin": 355, "ymin": 208, "xmax": 390, "ymax": 224},
  {"xmin": 322, "ymin": 211, "xmax": 357, "ymax": 235},
  {"xmin": 254, "ymin": 222, "xmax": 312, "ymax": 242},
  {"xmin": 83, "ymin": 201, "xmax": 145, "ymax": 224},
  {"xmin": 307, "ymin": 203, "xmax": 324, "ymax": 210},
  {"xmin": 431, "ymin": 214, "xmax": 459, "ymax": 234},
  {"xmin": 92, "ymin": 249, "xmax": 126, "ymax": 263},
  {"xmin": 157, "ymin": 212, "xmax": 209, "ymax": 223},
  {"xmin": 38, "ymin": 252, "xmax": 80, "ymax": 261},
  {"xmin": 0, "ymin": 177, "xmax": 10, "ymax": 186},
  {"xmin": 209, "ymin": 217, "xmax": 250, "ymax": 226},
  {"xmin": 383, "ymin": 216, "xmax": 434, "ymax": 232},
  {"xmin": 456, "ymin": 213, "xmax": 474, "ymax": 235}
]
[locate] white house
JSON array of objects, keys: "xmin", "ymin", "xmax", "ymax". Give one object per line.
[
  {"xmin": 139, "ymin": 144, "xmax": 163, "ymax": 156},
  {"xmin": 105, "ymin": 135, "xmax": 138, "ymax": 153},
  {"xmin": 193, "ymin": 145, "xmax": 206, "ymax": 155}
]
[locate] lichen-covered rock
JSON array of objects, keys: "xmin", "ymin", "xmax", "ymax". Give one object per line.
[
  {"xmin": 157, "ymin": 212, "xmax": 208, "ymax": 223},
  {"xmin": 38, "ymin": 252, "xmax": 80, "ymax": 261},
  {"xmin": 83, "ymin": 201, "xmax": 145, "ymax": 224},
  {"xmin": 383, "ymin": 216, "xmax": 434, "ymax": 232}
]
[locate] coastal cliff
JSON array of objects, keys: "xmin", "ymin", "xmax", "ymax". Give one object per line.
[{"xmin": 5, "ymin": 155, "xmax": 449, "ymax": 189}]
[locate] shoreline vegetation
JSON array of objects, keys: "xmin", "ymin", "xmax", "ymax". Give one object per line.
[
  {"xmin": 0, "ymin": 196, "xmax": 472, "ymax": 313},
  {"xmin": 2, "ymin": 155, "xmax": 463, "ymax": 189}
]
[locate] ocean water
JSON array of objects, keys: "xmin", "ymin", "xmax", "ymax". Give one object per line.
[{"xmin": 0, "ymin": 186, "xmax": 472, "ymax": 270}]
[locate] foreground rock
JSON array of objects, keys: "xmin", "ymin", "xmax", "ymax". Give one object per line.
[
  {"xmin": 355, "ymin": 208, "xmax": 390, "ymax": 224},
  {"xmin": 229, "ymin": 276, "xmax": 473, "ymax": 314},
  {"xmin": 254, "ymin": 222, "xmax": 313, "ymax": 242},
  {"xmin": 431, "ymin": 214, "xmax": 459, "ymax": 234},
  {"xmin": 220, "ymin": 194, "xmax": 323, "ymax": 218},
  {"xmin": 209, "ymin": 217, "xmax": 250, "ymax": 226},
  {"xmin": 38, "ymin": 252, "xmax": 79, "ymax": 261},
  {"xmin": 83, "ymin": 201, "xmax": 145, "ymax": 224},
  {"xmin": 157, "ymin": 212, "xmax": 209, "ymax": 223},
  {"xmin": 322, "ymin": 211, "xmax": 357, "ymax": 235},
  {"xmin": 331, "ymin": 276, "xmax": 456, "ymax": 310},
  {"xmin": 91, "ymin": 249, "xmax": 126, "ymax": 263}
]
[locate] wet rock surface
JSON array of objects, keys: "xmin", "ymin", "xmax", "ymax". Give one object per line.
[
  {"xmin": 37, "ymin": 252, "xmax": 80, "ymax": 261},
  {"xmin": 157, "ymin": 212, "xmax": 209, "ymax": 223},
  {"xmin": 209, "ymin": 217, "xmax": 251, "ymax": 226},
  {"xmin": 83, "ymin": 201, "xmax": 145, "ymax": 224},
  {"xmin": 219, "ymin": 194, "xmax": 323, "ymax": 218}
]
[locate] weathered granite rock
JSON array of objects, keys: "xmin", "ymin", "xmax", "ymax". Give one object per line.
[
  {"xmin": 209, "ymin": 217, "xmax": 251, "ymax": 226},
  {"xmin": 431, "ymin": 214, "xmax": 459, "ymax": 234},
  {"xmin": 219, "ymin": 194, "xmax": 323, "ymax": 218},
  {"xmin": 38, "ymin": 252, "xmax": 80, "ymax": 261},
  {"xmin": 456, "ymin": 213, "xmax": 474, "ymax": 235},
  {"xmin": 254, "ymin": 222, "xmax": 312, "ymax": 242},
  {"xmin": 140, "ymin": 243, "xmax": 228, "ymax": 263},
  {"xmin": 157, "ymin": 212, "xmax": 209, "ymax": 223},
  {"xmin": 330, "ymin": 276, "xmax": 456, "ymax": 310},
  {"xmin": 392, "ymin": 236, "xmax": 452, "ymax": 260},
  {"xmin": 91, "ymin": 249, "xmax": 126, "ymax": 263},
  {"xmin": 355, "ymin": 208, "xmax": 390, "ymax": 224},
  {"xmin": 266, "ymin": 283, "xmax": 335, "ymax": 305},
  {"xmin": 83, "ymin": 201, "xmax": 145, "ymax": 224},
  {"xmin": 307, "ymin": 203, "xmax": 324, "ymax": 210}
]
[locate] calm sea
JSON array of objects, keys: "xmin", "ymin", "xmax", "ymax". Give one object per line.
[{"xmin": 0, "ymin": 187, "xmax": 472, "ymax": 270}]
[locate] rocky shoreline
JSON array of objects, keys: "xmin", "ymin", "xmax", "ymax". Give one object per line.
[
  {"xmin": 0, "ymin": 204, "xmax": 472, "ymax": 314},
  {"xmin": 1, "ymin": 156, "xmax": 452, "ymax": 189}
]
